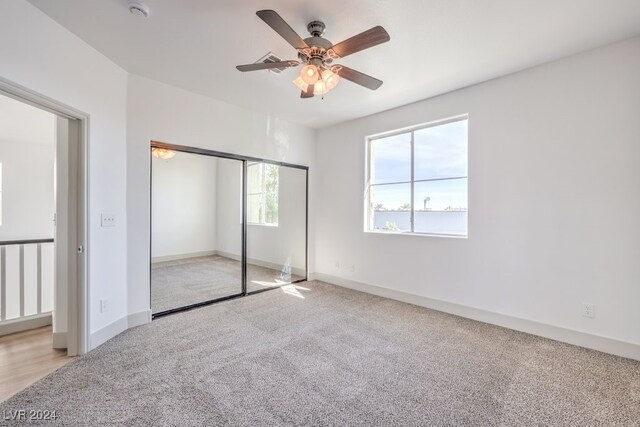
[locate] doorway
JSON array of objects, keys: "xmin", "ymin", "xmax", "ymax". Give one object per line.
[
  {"xmin": 0, "ymin": 85, "xmax": 88, "ymax": 402},
  {"xmin": 150, "ymin": 141, "xmax": 308, "ymax": 317},
  {"xmin": 0, "ymin": 78, "xmax": 87, "ymax": 358},
  {"xmin": 0, "ymin": 94, "xmax": 57, "ymax": 334}
]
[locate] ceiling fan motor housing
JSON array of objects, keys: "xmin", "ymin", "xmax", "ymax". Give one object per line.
[
  {"xmin": 299, "ymin": 20, "xmax": 335, "ymax": 65},
  {"xmin": 307, "ymin": 20, "xmax": 326, "ymax": 37}
]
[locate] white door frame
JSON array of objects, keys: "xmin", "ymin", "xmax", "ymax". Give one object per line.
[{"xmin": 0, "ymin": 76, "xmax": 89, "ymax": 356}]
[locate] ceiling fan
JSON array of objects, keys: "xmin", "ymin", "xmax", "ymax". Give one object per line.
[{"xmin": 236, "ymin": 10, "xmax": 390, "ymax": 99}]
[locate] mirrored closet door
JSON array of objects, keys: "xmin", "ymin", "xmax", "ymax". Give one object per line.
[
  {"xmin": 151, "ymin": 148, "xmax": 243, "ymax": 315},
  {"xmin": 246, "ymin": 162, "xmax": 307, "ymax": 293},
  {"xmin": 150, "ymin": 143, "xmax": 308, "ymax": 317}
]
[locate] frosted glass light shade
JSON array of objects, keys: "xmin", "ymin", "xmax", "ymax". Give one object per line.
[
  {"xmin": 300, "ymin": 64, "xmax": 320, "ymax": 84},
  {"xmin": 293, "ymin": 76, "xmax": 308, "ymax": 92},
  {"xmin": 322, "ymin": 69, "xmax": 340, "ymax": 91},
  {"xmin": 152, "ymin": 148, "xmax": 176, "ymax": 160},
  {"xmin": 292, "ymin": 67, "xmax": 340, "ymax": 96}
]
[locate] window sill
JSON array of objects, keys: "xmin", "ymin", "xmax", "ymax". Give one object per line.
[
  {"xmin": 364, "ymin": 230, "xmax": 468, "ymax": 239},
  {"xmin": 247, "ymin": 223, "xmax": 279, "ymax": 228}
]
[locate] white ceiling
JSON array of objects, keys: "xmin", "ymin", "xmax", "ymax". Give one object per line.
[{"xmin": 27, "ymin": 0, "xmax": 640, "ymax": 129}]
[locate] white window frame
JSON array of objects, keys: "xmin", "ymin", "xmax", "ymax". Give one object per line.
[
  {"xmin": 247, "ymin": 162, "xmax": 279, "ymax": 227},
  {"xmin": 364, "ymin": 114, "xmax": 469, "ymax": 238}
]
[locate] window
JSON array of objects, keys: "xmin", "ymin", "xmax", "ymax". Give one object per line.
[
  {"xmin": 366, "ymin": 116, "xmax": 468, "ymax": 236},
  {"xmin": 247, "ymin": 162, "xmax": 279, "ymax": 225}
]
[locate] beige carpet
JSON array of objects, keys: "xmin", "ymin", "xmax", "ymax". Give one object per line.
[
  {"xmin": 151, "ymin": 255, "xmax": 304, "ymax": 313},
  {"xmin": 1, "ymin": 281, "xmax": 638, "ymax": 426}
]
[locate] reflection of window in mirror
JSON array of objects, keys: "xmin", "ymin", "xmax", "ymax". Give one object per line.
[{"xmin": 247, "ymin": 162, "xmax": 279, "ymax": 226}]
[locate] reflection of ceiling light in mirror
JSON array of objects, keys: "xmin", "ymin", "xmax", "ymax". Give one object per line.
[{"xmin": 151, "ymin": 147, "xmax": 176, "ymax": 160}]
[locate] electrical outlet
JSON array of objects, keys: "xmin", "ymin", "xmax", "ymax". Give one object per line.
[
  {"xmin": 101, "ymin": 213, "xmax": 116, "ymax": 227},
  {"xmin": 335, "ymin": 260, "xmax": 340, "ymax": 269},
  {"xmin": 582, "ymin": 303, "xmax": 595, "ymax": 318},
  {"xmin": 100, "ymin": 299, "xmax": 108, "ymax": 313},
  {"xmin": 349, "ymin": 264, "xmax": 355, "ymax": 272}
]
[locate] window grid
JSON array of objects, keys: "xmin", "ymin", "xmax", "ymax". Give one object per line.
[{"xmin": 366, "ymin": 116, "xmax": 468, "ymax": 236}]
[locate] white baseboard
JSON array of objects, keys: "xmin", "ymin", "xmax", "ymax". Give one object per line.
[
  {"xmin": 152, "ymin": 250, "xmax": 216, "ymax": 264},
  {"xmin": 89, "ymin": 316, "xmax": 128, "ymax": 350},
  {"xmin": 88, "ymin": 310, "xmax": 151, "ymax": 352},
  {"xmin": 0, "ymin": 313, "xmax": 52, "ymax": 336},
  {"xmin": 311, "ymin": 273, "xmax": 640, "ymax": 361},
  {"xmin": 52, "ymin": 332, "xmax": 67, "ymax": 349},
  {"xmin": 216, "ymin": 250, "xmax": 306, "ymax": 277},
  {"xmin": 128, "ymin": 309, "xmax": 151, "ymax": 328},
  {"xmin": 216, "ymin": 250, "xmax": 240, "ymax": 261},
  {"xmin": 153, "ymin": 250, "xmax": 306, "ymax": 277}
]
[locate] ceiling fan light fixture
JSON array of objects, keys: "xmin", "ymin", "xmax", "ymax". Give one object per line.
[
  {"xmin": 300, "ymin": 64, "xmax": 320, "ymax": 84},
  {"xmin": 242, "ymin": 10, "xmax": 390, "ymax": 98},
  {"xmin": 321, "ymin": 68, "xmax": 340, "ymax": 91},
  {"xmin": 293, "ymin": 68, "xmax": 340, "ymax": 96},
  {"xmin": 293, "ymin": 76, "xmax": 309, "ymax": 91},
  {"xmin": 313, "ymin": 79, "xmax": 327, "ymax": 95}
]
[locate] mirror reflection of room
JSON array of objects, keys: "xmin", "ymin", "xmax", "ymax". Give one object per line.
[
  {"xmin": 151, "ymin": 149, "xmax": 243, "ymax": 314},
  {"xmin": 245, "ymin": 163, "xmax": 306, "ymax": 292}
]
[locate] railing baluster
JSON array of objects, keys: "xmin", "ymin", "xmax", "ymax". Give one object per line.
[
  {"xmin": 0, "ymin": 246, "xmax": 5, "ymax": 321},
  {"xmin": 37, "ymin": 243, "xmax": 42, "ymax": 315},
  {"xmin": 0, "ymin": 238, "xmax": 54, "ymax": 324},
  {"xmin": 19, "ymin": 244, "xmax": 25, "ymax": 318}
]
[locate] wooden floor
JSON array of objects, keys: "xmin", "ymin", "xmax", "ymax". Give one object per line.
[{"xmin": 0, "ymin": 326, "xmax": 71, "ymax": 402}]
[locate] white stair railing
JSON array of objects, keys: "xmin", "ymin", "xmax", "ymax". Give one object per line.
[{"xmin": 0, "ymin": 238, "xmax": 54, "ymax": 322}]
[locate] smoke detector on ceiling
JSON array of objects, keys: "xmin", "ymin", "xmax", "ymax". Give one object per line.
[{"xmin": 128, "ymin": 1, "xmax": 150, "ymax": 18}]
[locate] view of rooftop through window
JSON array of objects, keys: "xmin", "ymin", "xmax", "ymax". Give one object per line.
[{"xmin": 366, "ymin": 117, "xmax": 468, "ymax": 236}]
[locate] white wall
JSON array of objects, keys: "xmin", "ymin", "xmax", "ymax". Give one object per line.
[
  {"xmin": 0, "ymin": 94, "xmax": 55, "ymax": 240},
  {"xmin": 127, "ymin": 74, "xmax": 316, "ymax": 316},
  {"xmin": 314, "ymin": 36, "xmax": 640, "ymax": 351},
  {"xmin": 151, "ymin": 152, "xmax": 217, "ymax": 260},
  {"xmin": 0, "ymin": 1, "xmax": 128, "ymax": 346}
]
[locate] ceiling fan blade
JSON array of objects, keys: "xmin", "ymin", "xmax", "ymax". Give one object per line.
[
  {"xmin": 236, "ymin": 61, "xmax": 299, "ymax": 72},
  {"xmin": 301, "ymin": 84, "xmax": 314, "ymax": 98},
  {"xmin": 333, "ymin": 65, "xmax": 383, "ymax": 90},
  {"xmin": 329, "ymin": 26, "xmax": 390, "ymax": 58},
  {"xmin": 256, "ymin": 10, "xmax": 309, "ymax": 50}
]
